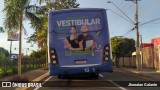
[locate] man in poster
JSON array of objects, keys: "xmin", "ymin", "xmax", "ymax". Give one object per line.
[{"xmin": 78, "ymin": 24, "xmax": 96, "ymax": 51}]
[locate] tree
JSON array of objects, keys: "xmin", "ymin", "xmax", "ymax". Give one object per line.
[
  {"xmin": 3, "ymin": 0, "xmax": 42, "ymax": 76},
  {"xmin": 30, "ymin": 49, "xmax": 46, "ymax": 60},
  {"xmin": 0, "ymin": 27, "xmax": 4, "ymax": 33},
  {"xmin": 27, "ymin": 0, "xmax": 79, "ymax": 67},
  {"xmin": 111, "ymin": 37, "xmax": 135, "ymax": 67},
  {"xmin": 27, "ymin": 0, "xmax": 80, "ymax": 48},
  {"xmin": 3, "ymin": 0, "xmax": 79, "ymax": 75},
  {"xmin": 0, "ymin": 47, "xmax": 9, "ymax": 60}
]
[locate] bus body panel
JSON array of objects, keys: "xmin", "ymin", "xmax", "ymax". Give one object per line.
[
  {"xmin": 49, "ymin": 60, "xmax": 113, "ymax": 75},
  {"xmin": 48, "ymin": 8, "xmax": 112, "ymax": 75}
]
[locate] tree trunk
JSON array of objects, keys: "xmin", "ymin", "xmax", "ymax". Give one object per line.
[
  {"xmin": 123, "ymin": 56, "xmax": 124, "ymax": 67},
  {"xmin": 115, "ymin": 56, "xmax": 119, "ymax": 68},
  {"xmin": 18, "ymin": 14, "xmax": 23, "ymax": 76},
  {"xmin": 45, "ymin": 45, "xmax": 48, "ymax": 69}
]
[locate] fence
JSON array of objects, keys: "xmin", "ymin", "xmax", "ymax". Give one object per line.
[
  {"xmin": 128, "ymin": 46, "xmax": 160, "ymax": 70},
  {"xmin": 118, "ymin": 57, "xmax": 136, "ymax": 68},
  {"xmin": 141, "ymin": 46, "xmax": 154, "ymax": 69},
  {"xmin": 112, "ymin": 46, "xmax": 160, "ymax": 70},
  {"xmin": 0, "ymin": 59, "xmax": 46, "ymax": 78},
  {"xmin": 116, "ymin": 46, "xmax": 158, "ymax": 69},
  {"xmin": 153, "ymin": 46, "xmax": 160, "ymax": 70}
]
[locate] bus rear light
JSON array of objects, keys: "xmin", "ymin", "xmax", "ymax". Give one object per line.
[
  {"xmin": 52, "ymin": 55, "xmax": 56, "ymax": 59},
  {"xmin": 105, "ymin": 47, "xmax": 109, "ymax": 50},
  {"xmin": 52, "ymin": 60, "xmax": 57, "ymax": 64},
  {"xmin": 103, "ymin": 44, "xmax": 111, "ymax": 63},
  {"xmin": 50, "ymin": 48, "xmax": 59, "ymax": 65},
  {"xmin": 105, "ymin": 57, "xmax": 109, "ymax": 60},
  {"xmin": 105, "ymin": 52, "xmax": 108, "ymax": 55},
  {"xmin": 51, "ymin": 50, "xmax": 55, "ymax": 53}
]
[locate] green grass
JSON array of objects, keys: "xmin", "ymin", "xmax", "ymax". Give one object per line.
[
  {"xmin": 0, "ymin": 68, "xmax": 3, "ymax": 74},
  {"xmin": 0, "ymin": 63, "xmax": 46, "ymax": 77}
]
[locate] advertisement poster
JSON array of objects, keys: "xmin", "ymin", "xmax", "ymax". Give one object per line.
[
  {"xmin": 49, "ymin": 8, "xmax": 109, "ymax": 66},
  {"xmin": 7, "ymin": 33, "xmax": 19, "ymax": 41}
]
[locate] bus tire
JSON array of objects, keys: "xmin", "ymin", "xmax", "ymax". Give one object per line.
[
  {"xmin": 58, "ymin": 75, "xmax": 67, "ymax": 79},
  {"xmin": 58, "ymin": 75, "xmax": 62, "ymax": 79},
  {"xmin": 94, "ymin": 73, "xmax": 99, "ymax": 78},
  {"xmin": 91, "ymin": 73, "xmax": 99, "ymax": 78}
]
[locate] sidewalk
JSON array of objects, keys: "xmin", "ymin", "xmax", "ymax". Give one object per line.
[
  {"xmin": 0, "ymin": 68, "xmax": 48, "ymax": 81},
  {"xmin": 115, "ymin": 67, "xmax": 160, "ymax": 80}
]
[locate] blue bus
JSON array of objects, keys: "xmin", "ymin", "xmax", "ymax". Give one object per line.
[{"xmin": 48, "ymin": 8, "xmax": 113, "ymax": 78}]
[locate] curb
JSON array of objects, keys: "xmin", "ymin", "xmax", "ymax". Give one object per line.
[
  {"xmin": 114, "ymin": 68, "xmax": 158, "ymax": 81},
  {"xmin": 15, "ymin": 72, "xmax": 49, "ymax": 90},
  {"xmin": 156, "ymin": 70, "xmax": 160, "ymax": 73},
  {"xmin": 32, "ymin": 72, "xmax": 49, "ymax": 82}
]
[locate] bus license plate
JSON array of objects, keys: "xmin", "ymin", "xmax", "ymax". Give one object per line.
[{"xmin": 75, "ymin": 60, "xmax": 86, "ymax": 65}]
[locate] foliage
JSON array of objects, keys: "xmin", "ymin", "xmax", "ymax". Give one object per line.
[
  {"xmin": 3, "ymin": 0, "xmax": 46, "ymax": 75},
  {"xmin": 27, "ymin": 0, "xmax": 80, "ymax": 48},
  {"xmin": 0, "ymin": 47, "xmax": 9, "ymax": 60},
  {"xmin": 0, "ymin": 59, "xmax": 46, "ymax": 77},
  {"xmin": 0, "ymin": 53, "xmax": 6, "ymax": 60},
  {"xmin": 0, "ymin": 27, "xmax": 4, "ymax": 33},
  {"xmin": 30, "ymin": 48, "xmax": 46, "ymax": 60},
  {"xmin": 3, "ymin": 0, "xmax": 31, "ymax": 32},
  {"xmin": 111, "ymin": 37, "xmax": 122, "ymax": 58},
  {"xmin": 111, "ymin": 37, "xmax": 135, "ymax": 67}
]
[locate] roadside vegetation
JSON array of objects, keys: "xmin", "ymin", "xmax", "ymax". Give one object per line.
[
  {"xmin": 0, "ymin": 0, "xmax": 80, "ymax": 78},
  {"xmin": 111, "ymin": 37, "xmax": 135, "ymax": 67}
]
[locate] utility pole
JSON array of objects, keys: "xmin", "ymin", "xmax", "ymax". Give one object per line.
[
  {"xmin": 108, "ymin": 0, "xmax": 141, "ymax": 70},
  {"xmin": 10, "ymin": 41, "xmax": 12, "ymax": 60},
  {"xmin": 135, "ymin": 0, "xmax": 141, "ymax": 71},
  {"xmin": 124, "ymin": 0, "xmax": 141, "ymax": 70},
  {"xmin": 139, "ymin": 35, "xmax": 143, "ymax": 69}
]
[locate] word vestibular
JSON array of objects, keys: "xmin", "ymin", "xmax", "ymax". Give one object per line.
[
  {"xmin": 57, "ymin": 18, "xmax": 100, "ymax": 27},
  {"xmin": 128, "ymin": 83, "xmax": 158, "ymax": 87}
]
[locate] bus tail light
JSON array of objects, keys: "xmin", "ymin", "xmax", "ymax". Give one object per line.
[
  {"xmin": 103, "ymin": 44, "xmax": 110, "ymax": 63},
  {"xmin": 50, "ymin": 48, "xmax": 59, "ymax": 65},
  {"xmin": 51, "ymin": 55, "xmax": 56, "ymax": 59}
]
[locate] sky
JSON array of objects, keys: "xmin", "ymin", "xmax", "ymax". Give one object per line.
[{"xmin": 0, "ymin": 0, "xmax": 160, "ymax": 54}]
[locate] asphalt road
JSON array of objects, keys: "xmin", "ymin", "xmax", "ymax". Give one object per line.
[{"xmin": 30, "ymin": 69, "xmax": 160, "ymax": 90}]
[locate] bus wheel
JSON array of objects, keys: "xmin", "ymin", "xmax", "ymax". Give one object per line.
[
  {"xmin": 92, "ymin": 73, "xmax": 99, "ymax": 78},
  {"xmin": 58, "ymin": 75, "xmax": 62, "ymax": 79},
  {"xmin": 58, "ymin": 75, "xmax": 67, "ymax": 79},
  {"xmin": 94, "ymin": 73, "xmax": 99, "ymax": 78}
]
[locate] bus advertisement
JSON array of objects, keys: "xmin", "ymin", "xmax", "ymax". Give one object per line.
[{"xmin": 48, "ymin": 8, "xmax": 113, "ymax": 78}]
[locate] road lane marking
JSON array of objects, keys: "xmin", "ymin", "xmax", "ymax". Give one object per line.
[
  {"xmin": 15, "ymin": 72, "xmax": 49, "ymax": 90},
  {"xmin": 33, "ymin": 72, "xmax": 49, "ymax": 81},
  {"xmin": 99, "ymin": 73, "xmax": 104, "ymax": 77},
  {"xmin": 34, "ymin": 76, "xmax": 53, "ymax": 90},
  {"xmin": 108, "ymin": 80, "xmax": 127, "ymax": 90}
]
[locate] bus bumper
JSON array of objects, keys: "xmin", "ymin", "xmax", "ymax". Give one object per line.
[{"xmin": 49, "ymin": 60, "xmax": 113, "ymax": 76}]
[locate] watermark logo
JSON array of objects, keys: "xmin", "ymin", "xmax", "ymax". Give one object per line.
[
  {"xmin": 1, "ymin": 82, "xmax": 42, "ymax": 88},
  {"xmin": 2, "ymin": 82, "xmax": 11, "ymax": 87}
]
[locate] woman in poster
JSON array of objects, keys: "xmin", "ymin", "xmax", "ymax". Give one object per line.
[{"xmin": 64, "ymin": 26, "xmax": 83, "ymax": 51}]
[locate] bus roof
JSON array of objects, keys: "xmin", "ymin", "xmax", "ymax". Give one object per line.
[{"xmin": 49, "ymin": 8, "xmax": 107, "ymax": 14}]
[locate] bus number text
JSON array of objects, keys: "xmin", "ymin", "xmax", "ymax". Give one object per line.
[{"xmin": 84, "ymin": 68, "xmax": 89, "ymax": 72}]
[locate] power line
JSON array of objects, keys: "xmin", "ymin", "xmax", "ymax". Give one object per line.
[
  {"xmin": 122, "ymin": 17, "xmax": 160, "ymax": 36},
  {"xmin": 122, "ymin": 27, "xmax": 135, "ymax": 36},
  {"xmin": 107, "ymin": 9, "xmax": 134, "ymax": 24},
  {"xmin": 150, "ymin": 22, "xmax": 160, "ymax": 24},
  {"xmin": 139, "ymin": 17, "xmax": 160, "ymax": 26},
  {"xmin": 107, "ymin": 1, "xmax": 135, "ymax": 24}
]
